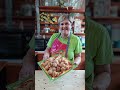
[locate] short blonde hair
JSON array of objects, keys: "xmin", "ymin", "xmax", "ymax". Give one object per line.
[{"xmin": 58, "ymin": 14, "xmax": 74, "ymax": 24}]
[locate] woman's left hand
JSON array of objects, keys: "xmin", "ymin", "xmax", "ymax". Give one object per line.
[{"xmin": 74, "ymin": 53, "xmax": 81, "ymax": 65}]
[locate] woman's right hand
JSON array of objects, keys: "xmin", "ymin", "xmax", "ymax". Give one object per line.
[
  {"xmin": 43, "ymin": 52, "xmax": 50, "ymax": 60},
  {"xmin": 43, "ymin": 47, "xmax": 50, "ymax": 60}
]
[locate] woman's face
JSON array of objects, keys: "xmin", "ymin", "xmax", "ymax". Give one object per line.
[{"xmin": 59, "ymin": 19, "xmax": 72, "ymax": 38}]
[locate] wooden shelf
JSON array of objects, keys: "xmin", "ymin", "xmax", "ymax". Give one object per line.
[
  {"xmin": 40, "ymin": 6, "xmax": 73, "ymax": 10},
  {"xmin": 40, "ymin": 22, "xmax": 58, "ymax": 25},
  {"xmin": 40, "ymin": 26, "xmax": 58, "ymax": 29},
  {"xmin": 38, "ymin": 6, "xmax": 85, "ymax": 37},
  {"xmin": 92, "ymin": 17, "xmax": 120, "ymax": 24},
  {"xmin": 40, "ymin": 15, "xmax": 85, "ymax": 20},
  {"xmin": 40, "ymin": 6, "xmax": 85, "ymax": 13},
  {"xmin": 40, "ymin": 21, "xmax": 85, "ymax": 25},
  {"xmin": 40, "ymin": 33, "xmax": 85, "ymax": 36},
  {"xmin": 40, "ymin": 22, "xmax": 85, "ymax": 25}
]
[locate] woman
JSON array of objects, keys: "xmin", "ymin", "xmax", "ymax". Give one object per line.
[
  {"xmin": 19, "ymin": 14, "xmax": 82, "ymax": 79},
  {"xmin": 43, "ymin": 14, "xmax": 82, "ymax": 65}
]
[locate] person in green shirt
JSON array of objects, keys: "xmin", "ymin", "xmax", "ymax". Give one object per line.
[
  {"xmin": 43, "ymin": 14, "xmax": 82, "ymax": 65},
  {"xmin": 85, "ymin": 17, "xmax": 113, "ymax": 90},
  {"xmin": 19, "ymin": 14, "xmax": 82, "ymax": 79},
  {"xmin": 85, "ymin": 1, "xmax": 113, "ymax": 90}
]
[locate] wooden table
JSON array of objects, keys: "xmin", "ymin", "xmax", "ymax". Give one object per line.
[{"xmin": 35, "ymin": 70, "xmax": 85, "ymax": 90}]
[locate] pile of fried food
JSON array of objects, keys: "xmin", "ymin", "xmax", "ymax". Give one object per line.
[{"xmin": 41, "ymin": 55, "xmax": 72, "ymax": 78}]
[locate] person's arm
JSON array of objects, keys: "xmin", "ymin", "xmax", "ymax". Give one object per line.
[
  {"xmin": 74, "ymin": 36, "xmax": 82, "ymax": 65},
  {"xmin": 43, "ymin": 33, "xmax": 59, "ymax": 60},
  {"xmin": 93, "ymin": 64, "xmax": 111, "ymax": 90},
  {"xmin": 74, "ymin": 53, "xmax": 81, "ymax": 65},
  {"xmin": 43, "ymin": 47, "xmax": 50, "ymax": 60},
  {"xmin": 93, "ymin": 26, "xmax": 113, "ymax": 90}
]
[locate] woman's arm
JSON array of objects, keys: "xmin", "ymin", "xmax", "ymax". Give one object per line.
[
  {"xmin": 43, "ymin": 47, "xmax": 50, "ymax": 60},
  {"xmin": 93, "ymin": 64, "xmax": 111, "ymax": 90},
  {"xmin": 74, "ymin": 53, "xmax": 81, "ymax": 65}
]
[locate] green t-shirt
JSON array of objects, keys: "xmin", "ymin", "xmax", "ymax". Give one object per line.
[
  {"xmin": 85, "ymin": 18, "xmax": 113, "ymax": 90},
  {"xmin": 47, "ymin": 33, "xmax": 82, "ymax": 63},
  {"xmin": 29, "ymin": 34, "xmax": 35, "ymax": 50}
]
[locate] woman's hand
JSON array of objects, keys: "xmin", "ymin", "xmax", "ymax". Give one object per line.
[
  {"xmin": 74, "ymin": 53, "xmax": 81, "ymax": 65},
  {"xmin": 43, "ymin": 52, "xmax": 50, "ymax": 60},
  {"xmin": 43, "ymin": 47, "xmax": 50, "ymax": 60}
]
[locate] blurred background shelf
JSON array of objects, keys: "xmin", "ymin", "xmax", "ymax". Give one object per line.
[
  {"xmin": 40, "ymin": 22, "xmax": 58, "ymax": 25},
  {"xmin": 92, "ymin": 17, "xmax": 120, "ymax": 24},
  {"xmin": 40, "ymin": 6, "xmax": 85, "ymax": 13},
  {"xmin": 40, "ymin": 33, "xmax": 85, "ymax": 36},
  {"xmin": 113, "ymin": 48, "xmax": 120, "ymax": 52},
  {"xmin": 40, "ymin": 21, "xmax": 85, "ymax": 25}
]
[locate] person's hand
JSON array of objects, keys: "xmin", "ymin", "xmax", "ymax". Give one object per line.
[
  {"xmin": 93, "ymin": 78, "xmax": 107, "ymax": 90},
  {"xmin": 43, "ymin": 52, "xmax": 50, "ymax": 60},
  {"xmin": 19, "ymin": 62, "xmax": 35, "ymax": 80},
  {"xmin": 93, "ymin": 72, "xmax": 111, "ymax": 90},
  {"xmin": 93, "ymin": 77, "xmax": 107, "ymax": 90},
  {"xmin": 72, "ymin": 63, "xmax": 78, "ymax": 69}
]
